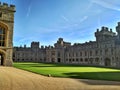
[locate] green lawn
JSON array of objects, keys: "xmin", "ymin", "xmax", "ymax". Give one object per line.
[{"xmin": 13, "ymin": 62, "xmax": 120, "ymax": 81}]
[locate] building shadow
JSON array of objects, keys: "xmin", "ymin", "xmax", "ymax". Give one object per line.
[{"xmin": 63, "ymin": 71, "xmax": 120, "ymax": 85}]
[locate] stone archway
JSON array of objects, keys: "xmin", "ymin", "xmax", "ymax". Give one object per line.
[
  {"xmin": 0, "ymin": 49, "xmax": 6, "ymax": 66},
  {"xmin": 57, "ymin": 58, "xmax": 61, "ymax": 62},
  {"xmin": 105, "ymin": 58, "xmax": 111, "ymax": 66},
  {"xmin": 0, "ymin": 50, "xmax": 6, "ymax": 66},
  {"xmin": 0, "ymin": 53, "xmax": 4, "ymax": 65}
]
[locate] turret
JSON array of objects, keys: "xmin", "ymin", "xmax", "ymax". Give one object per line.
[
  {"xmin": 31, "ymin": 42, "xmax": 40, "ymax": 49},
  {"xmin": 116, "ymin": 22, "xmax": 120, "ymax": 39},
  {"xmin": 54, "ymin": 38, "xmax": 71, "ymax": 48},
  {"xmin": 95, "ymin": 26, "xmax": 116, "ymax": 42},
  {"xmin": 0, "ymin": 2, "xmax": 16, "ymax": 23}
]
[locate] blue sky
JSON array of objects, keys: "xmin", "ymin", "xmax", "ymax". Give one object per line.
[{"xmin": 1, "ymin": 0, "xmax": 120, "ymax": 46}]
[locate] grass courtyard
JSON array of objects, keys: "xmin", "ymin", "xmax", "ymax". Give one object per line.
[{"xmin": 13, "ymin": 62, "xmax": 120, "ymax": 81}]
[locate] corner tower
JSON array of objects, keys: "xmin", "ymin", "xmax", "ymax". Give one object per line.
[
  {"xmin": 116, "ymin": 22, "xmax": 120, "ymax": 39},
  {"xmin": 95, "ymin": 27, "xmax": 116, "ymax": 42},
  {"xmin": 0, "ymin": 2, "xmax": 15, "ymax": 66}
]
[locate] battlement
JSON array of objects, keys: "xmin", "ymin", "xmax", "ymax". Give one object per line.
[
  {"xmin": 31, "ymin": 41, "xmax": 40, "ymax": 48},
  {"xmin": 31, "ymin": 41, "xmax": 39, "ymax": 44},
  {"xmin": 0, "ymin": 2, "xmax": 15, "ymax": 12},
  {"xmin": 95, "ymin": 26, "xmax": 116, "ymax": 36}
]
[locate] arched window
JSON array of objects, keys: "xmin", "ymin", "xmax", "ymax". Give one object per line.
[{"xmin": 0, "ymin": 26, "xmax": 6, "ymax": 46}]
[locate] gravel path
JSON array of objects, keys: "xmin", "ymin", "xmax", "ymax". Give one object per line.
[{"xmin": 0, "ymin": 67, "xmax": 120, "ymax": 90}]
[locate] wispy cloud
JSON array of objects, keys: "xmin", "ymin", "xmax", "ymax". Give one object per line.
[
  {"xmin": 80, "ymin": 16, "xmax": 88, "ymax": 23},
  {"xmin": 27, "ymin": 4, "xmax": 32, "ymax": 17},
  {"xmin": 59, "ymin": 15, "xmax": 88, "ymax": 29},
  {"xmin": 92, "ymin": 0, "xmax": 120, "ymax": 11},
  {"xmin": 61, "ymin": 15, "xmax": 69, "ymax": 22}
]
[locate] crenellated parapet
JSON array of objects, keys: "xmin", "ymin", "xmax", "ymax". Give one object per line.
[
  {"xmin": 0, "ymin": 2, "xmax": 15, "ymax": 12},
  {"xmin": 95, "ymin": 26, "xmax": 116, "ymax": 36},
  {"xmin": 31, "ymin": 42, "xmax": 40, "ymax": 49},
  {"xmin": 0, "ymin": 2, "xmax": 16, "ymax": 23},
  {"xmin": 95, "ymin": 26, "xmax": 116, "ymax": 42}
]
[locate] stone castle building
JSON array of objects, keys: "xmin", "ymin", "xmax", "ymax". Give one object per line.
[
  {"xmin": 13, "ymin": 22, "xmax": 120, "ymax": 67},
  {"xmin": 0, "ymin": 2, "xmax": 15, "ymax": 66}
]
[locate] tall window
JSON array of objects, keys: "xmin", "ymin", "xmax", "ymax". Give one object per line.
[
  {"xmin": 85, "ymin": 51, "xmax": 87, "ymax": 56},
  {"xmin": 0, "ymin": 12, "xmax": 2, "ymax": 17},
  {"xmin": 100, "ymin": 50, "xmax": 102, "ymax": 55},
  {"xmin": 105, "ymin": 49, "xmax": 108, "ymax": 55},
  {"xmin": 58, "ymin": 52, "xmax": 60, "ymax": 57},
  {"xmin": 80, "ymin": 52, "xmax": 82, "ymax": 56},
  {"xmin": 95, "ymin": 50, "xmax": 98, "ymax": 55},
  {"xmin": 0, "ymin": 27, "xmax": 5, "ymax": 46},
  {"xmin": 111, "ymin": 49, "xmax": 113, "ymax": 55},
  {"xmin": 90, "ymin": 51, "xmax": 92, "ymax": 56}
]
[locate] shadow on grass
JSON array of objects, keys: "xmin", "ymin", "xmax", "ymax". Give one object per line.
[
  {"xmin": 15, "ymin": 63, "xmax": 118, "ymax": 68},
  {"xmin": 14, "ymin": 62, "xmax": 120, "ymax": 70},
  {"xmin": 63, "ymin": 71, "xmax": 120, "ymax": 85}
]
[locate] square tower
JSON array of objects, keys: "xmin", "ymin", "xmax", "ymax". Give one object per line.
[{"xmin": 0, "ymin": 2, "xmax": 15, "ymax": 66}]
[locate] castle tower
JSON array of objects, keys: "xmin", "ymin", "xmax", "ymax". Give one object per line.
[
  {"xmin": 95, "ymin": 26, "xmax": 116, "ymax": 42},
  {"xmin": 31, "ymin": 42, "xmax": 40, "ymax": 49},
  {"xmin": 116, "ymin": 22, "xmax": 120, "ymax": 39},
  {"xmin": 0, "ymin": 2, "xmax": 15, "ymax": 66}
]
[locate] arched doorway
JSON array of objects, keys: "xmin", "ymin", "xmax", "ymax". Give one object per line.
[
  {"xmin": 58, "ymin": 58, "xmax": 61, "ymax": 62},
  {"xmin": 0, "ymin": 53, "xmax": 4, "ymax": 66},
  {"xmin": 105, "ymin": 58, "xmax": 111, "ymax": 66}
]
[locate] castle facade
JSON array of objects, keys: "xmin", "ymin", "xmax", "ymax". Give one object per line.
[{"xmin": 13, "ymin": 22, "xmax": 120, "ymax": 67}]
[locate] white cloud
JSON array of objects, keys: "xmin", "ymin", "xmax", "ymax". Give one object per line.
[
  {"xmin": 92, "ymin": 0, "xmax": 120, "ymax": 11},
  {"xmin": 80, "ymin": 16, "xmax": 88, "ymax": 23}
]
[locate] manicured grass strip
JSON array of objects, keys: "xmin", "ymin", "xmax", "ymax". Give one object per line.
[{"xmin": 13, "ymin": 62, "xmax": 120, "ymax": 81}]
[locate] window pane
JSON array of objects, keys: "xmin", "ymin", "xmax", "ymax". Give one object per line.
[
  {"xmin": 0, "ymin": 26, "xmax": 5, "ymax": 46},
  {"xmin": 0, "ymin": 29, "xmax": 3, "ymax": 34},
  {"xmin": 3, "ymin": 28, "xmax": 5, "ymax": 34},
  {"xmin": 1, "ymin": 41, "xmax": 4, "ymax": 46},
  {"xmin": 0, "ymin": 35, "xmax": 2, "ymax": 40},
  {"xmin": 0, "ymin": 12, "xmax": 2, "ymax": 17}
]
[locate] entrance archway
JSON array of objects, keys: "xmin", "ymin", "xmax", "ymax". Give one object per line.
[
  {"xmin": 105, "ymin": 58, "xmax": 111, "ymax": 66},
  {"xmin": 0, "ymin": 53, "xmax": 4, "ymax": 66},
  {"xmin": 0, "ymin": 50, "xmax": 6, "ymax": 66},
  {"xmin": 58, "ymin": 58, "xmax": 61, "ymax": 62}
]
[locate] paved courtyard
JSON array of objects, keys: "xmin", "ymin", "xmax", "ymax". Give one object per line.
[{"xmin": 0, "ymin": 67, "xmax": 120, "ymax": 90}]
